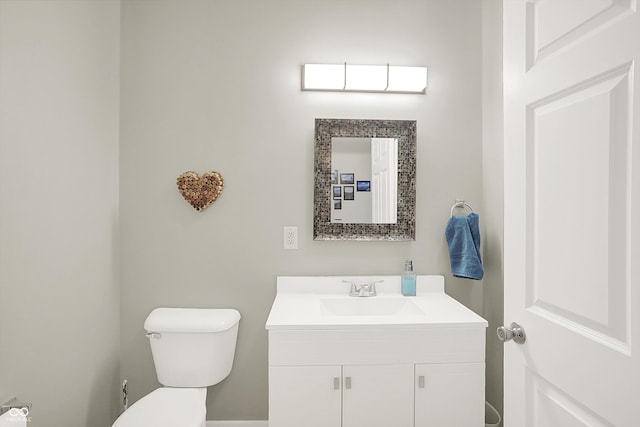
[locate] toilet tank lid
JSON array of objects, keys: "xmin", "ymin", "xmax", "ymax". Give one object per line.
[{"xmin": 144, "ymin": 308, "xmax": 241, "ymax": 333}]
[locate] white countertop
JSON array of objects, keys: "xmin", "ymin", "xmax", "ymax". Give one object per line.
[{"xmin": 266, "ymin": 275, "xmax": 488, "ymax": 330}]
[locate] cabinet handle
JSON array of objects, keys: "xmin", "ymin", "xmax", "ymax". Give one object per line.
[
  {"xmin": 345, "ymin": 376, "xmax": 352, "ymax": 389},
  {"xmin": 418, "ymin": 375, "xmax": 425, "ymax": 388},
  {"xmin": 333, "ymin": 377, "xmax": 340, "ymax": 390}
]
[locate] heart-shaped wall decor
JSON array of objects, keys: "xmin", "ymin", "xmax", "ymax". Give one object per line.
[{"xmin": 176, "ymin": 171, "xmax": 224, "ymax": 212}]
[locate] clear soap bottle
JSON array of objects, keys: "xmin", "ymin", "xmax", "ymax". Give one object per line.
[{"xmin": 401, "ymin": 260, "xmax": 416, "ymax": 296}]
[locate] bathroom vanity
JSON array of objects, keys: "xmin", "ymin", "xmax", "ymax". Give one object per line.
[{"xmin": 266, "ymin": 276, "xmax": 488, "ymax": 427}]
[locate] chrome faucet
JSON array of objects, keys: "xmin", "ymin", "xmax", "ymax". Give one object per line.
[{"xmin": 344, "ymin": 279, "xmax": 383, "ymax": 297}]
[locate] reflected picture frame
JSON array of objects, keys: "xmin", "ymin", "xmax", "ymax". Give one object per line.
[
  {"xmin": 357, "ymin": 181, "xmax": 370, "ymax": 192},
  {"xmin": 340, "ymin": 173, "xmax": 354, "ymax": 184},
  {"xmin": 332, "ymin": 186, "xmax": 342, "ymax": 199},
  {"xmin": 344, "ymin": 186, "xmax": 354, "ymax": 200}
]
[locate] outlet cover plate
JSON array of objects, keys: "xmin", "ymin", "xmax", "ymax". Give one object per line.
[{"xmin": 283, "ymin": 226, "xmax": 298, "ymax": 249}]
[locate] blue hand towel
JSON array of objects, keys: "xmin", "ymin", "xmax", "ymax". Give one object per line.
[{"xmin": 445, "ymin": 212, "xmax": 484, "ymax": 280}]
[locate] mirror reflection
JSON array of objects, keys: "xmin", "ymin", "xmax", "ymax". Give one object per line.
[{"xmin": 331, "ymin": 137, "xmax": 398, "ymax": 224}]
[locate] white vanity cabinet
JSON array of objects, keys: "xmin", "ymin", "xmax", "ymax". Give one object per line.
[
  {"xmin": 268, "ymin": 365, "xmax": 342, "ymax": 427},
  {"xmin": 414, "ymin": 362, "xmax": 485, "ymax": 426},
  {"xmin": 267, "ymin": 327, "xmax": 486, "ymax": 427},
  {"xmin": 342, "ymin": 364, "xmax": 414, "ymax": 427},
  {"xmin": 266, "ymin": 276, "xmax": 488, "ymax": 427},
  {"xmin": 269, "ymin": 364, "xmax": 414, "ymax": 427}
]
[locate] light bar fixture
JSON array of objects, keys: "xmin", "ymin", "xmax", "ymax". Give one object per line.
[{"xmin": 302, "ymin": 63, "xmax": 427, "ymax": 94}]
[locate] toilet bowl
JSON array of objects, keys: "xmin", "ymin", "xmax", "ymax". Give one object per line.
[
  {"xmin": 112, "ymin": 308, "xmax": 241, "ymax": 427},
  {"xmin": 112, "ymin": 388, "xmax": 206, "ymax": 427}
]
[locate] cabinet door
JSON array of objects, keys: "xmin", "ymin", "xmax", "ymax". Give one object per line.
[
  {"xmin": 342, "ymin": 364, "xmax": 414, "ymax": 427},
  {"xmin": 415, "ymin": 363, "xmax": 484, "ymax": 427},
  {"xmin": 269, "ymin": 365, "xmax": 342, "ymax": 427}
]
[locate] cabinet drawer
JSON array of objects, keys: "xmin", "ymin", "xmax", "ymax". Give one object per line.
[{"xmin": 269, "ymin": 327, "xmax": 485, "ymax": 366}]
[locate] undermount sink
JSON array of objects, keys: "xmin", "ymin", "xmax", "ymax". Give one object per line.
[{"xmin": 321, "ymin": 297, "xmax": 424, "ymax": 316}]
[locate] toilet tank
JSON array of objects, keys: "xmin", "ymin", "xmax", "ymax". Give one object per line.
[{"xmin": 144, "ymin": 308, "xmax": 241, "ymax": 387}]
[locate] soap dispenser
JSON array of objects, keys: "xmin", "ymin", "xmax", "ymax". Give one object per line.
[{"xmin": 401, "ymin": 260, "xmax": 417, "ymax": 296}]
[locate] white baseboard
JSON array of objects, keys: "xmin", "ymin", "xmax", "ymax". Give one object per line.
[{"xmin": 207, "ymin": 421, "xmax": 268, "ymax": 427}]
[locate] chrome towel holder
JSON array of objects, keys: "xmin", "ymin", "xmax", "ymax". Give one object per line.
[{"xmin": 450, "ymin": 199, "xmax": 474, "ymax": 217}]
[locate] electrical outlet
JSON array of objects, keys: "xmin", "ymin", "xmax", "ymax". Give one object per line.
[{"xmin": 283, "ymin": 226, "xmax": 298, "ymax": 249}]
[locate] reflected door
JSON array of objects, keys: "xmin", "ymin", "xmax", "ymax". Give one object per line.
[
  {"xmin": 504, "ymin": 1, "xmax": 640, "ymax": 425},
  {"xmin": 371, "ymin": 137, "xmax": 397, "ymax": 223}
]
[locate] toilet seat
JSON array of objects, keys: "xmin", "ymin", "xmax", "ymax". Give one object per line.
[{"xmin": 112, "ymin": 387, "xmax": 206, "ymax": 427}]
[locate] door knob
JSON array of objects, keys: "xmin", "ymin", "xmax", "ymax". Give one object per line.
[{"xmin": 497, "ymin": 322, "xmax": 526, "ymax": 344}]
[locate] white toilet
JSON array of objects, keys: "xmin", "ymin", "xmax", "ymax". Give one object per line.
[{"xmin": 112, "ymin": 307, "xmax": 241, "ymax": 427}]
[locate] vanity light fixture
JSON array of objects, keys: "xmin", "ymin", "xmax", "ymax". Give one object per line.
[{"xmin": 302, "ymin": 63, "xmax": 427, "ymax": 94}]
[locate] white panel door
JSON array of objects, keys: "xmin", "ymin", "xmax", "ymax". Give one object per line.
[
  {"xmin": 504, "ymin": 1, "xmax": 640, "ymax": 426},
  {"xmin": 415, "ymin": 363, "xmax": 484, "ymax": 427},
  {"xmin": 268, "ymin": 365, "xmax": 341, "ymax": 427},
  {"xmin": 342, "ymin": 364, "xmax": 413, "ymax": 427}
]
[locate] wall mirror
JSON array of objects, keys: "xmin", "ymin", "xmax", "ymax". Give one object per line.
[{"xmin": 314, "ymin": 118, "xmax": 416, "ymax": 240}]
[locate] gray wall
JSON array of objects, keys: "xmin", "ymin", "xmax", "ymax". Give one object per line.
[
  {"xmin": 482, "ymin": 0, "xmax": 505, "ymax": 419},
  {"xmin": 120, "ymin": 0, "xmax": 484, "ymax": 420},
  {"xmin": 0, "ymin": 1, "xmax": 121, "ymax": 426}
]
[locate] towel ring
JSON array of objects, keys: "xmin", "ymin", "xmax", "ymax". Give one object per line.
[{"xmin": 450, "ymin": 200, "xmax": 474, "ymax": 217}]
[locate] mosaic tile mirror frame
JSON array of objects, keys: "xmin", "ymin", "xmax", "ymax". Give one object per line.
[{"xmin": 313, "ymin": 118, "xmax": 416, "ymax": 241}]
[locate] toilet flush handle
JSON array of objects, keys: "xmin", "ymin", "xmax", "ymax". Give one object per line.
[{"xmin": 145, "ymin": 332, "xmax": 162, "ymax": 339}]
